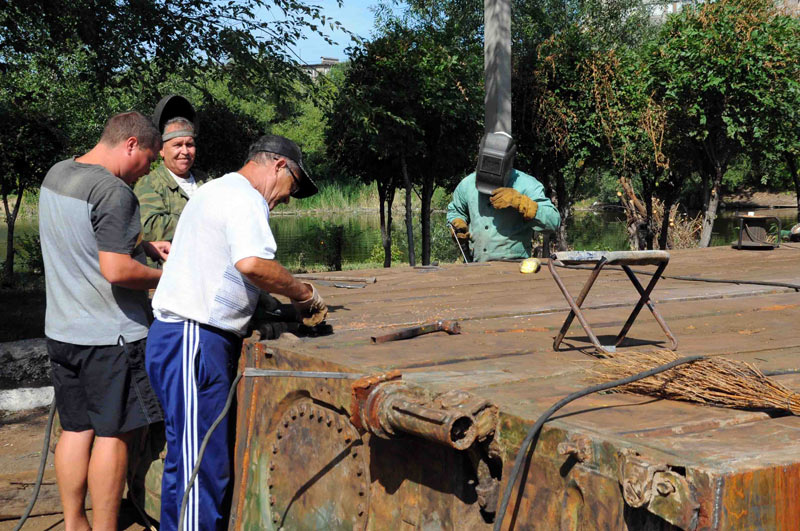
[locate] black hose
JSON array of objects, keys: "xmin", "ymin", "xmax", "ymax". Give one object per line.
[
  {"xmin": 492, "ymin": 355, "xmax": 705, "ymax": 531},
  {"xmin": 14, "ymin": 399, "xmax": 57, "ymax": 531},
  {"xmin": 178, "ymin": 372, "xmax": 242, "ymax": 531}
]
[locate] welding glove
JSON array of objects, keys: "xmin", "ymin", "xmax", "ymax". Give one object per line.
[
  {"xmin": 490, "ymin": 188, "xmax": 539, "ymax": 221},
  {"xmin": 291, "ymin": 282, "xmax": 328, "ymax": 326},
  {"xmin": 450, "ymin": 218, "xmax": 471, "ymax": 240}
]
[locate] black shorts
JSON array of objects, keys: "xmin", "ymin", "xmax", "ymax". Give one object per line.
[{"xmin": 48, "ymin": 337, "xmax": 164, "ymax": 437}]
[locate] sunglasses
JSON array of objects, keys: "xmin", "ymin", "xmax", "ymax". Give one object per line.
[{"xmin": 285, "ymin": 164, "xmax": 301, "ymax": 195}]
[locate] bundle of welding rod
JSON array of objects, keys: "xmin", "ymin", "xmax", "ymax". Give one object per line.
[{"xmin": 588, "ymin": 350, "xmax": 800, "ymax": 415}]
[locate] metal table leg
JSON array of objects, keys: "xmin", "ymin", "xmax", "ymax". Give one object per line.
[
  {"xmin": 548, "ymin": 254, "xmax": 676, "ymax": 355},
  {"xmin": 616, "ymin": 263, "xmax": 678, "ymax": 350},
  {"xmin": 549, "ymin": 257, "xmax": 610, "ymax": 353}
]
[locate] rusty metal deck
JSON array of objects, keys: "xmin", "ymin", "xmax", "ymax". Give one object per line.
[{"xmin": 231, "ymin": 246, "xmax": 800, "ymax": 530}]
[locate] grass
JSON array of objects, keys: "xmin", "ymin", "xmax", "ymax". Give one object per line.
[
  {"xmin": 283, "ymin": 260, "xmax": 388, "ymax": 273},
  {"xmin": 0, "ymin": 181, "xmax": 446, "ymax": 342},
  {"xmin": 0, "ymin": 192, "xmax": 39, "ymax": 225},
  {"xmin": 270, "ymin": 179, "xmax": 454, "ymax": 214},
  {"xmin": 273, "ymin": 180, "xmax": 380, "ymax": 213}
]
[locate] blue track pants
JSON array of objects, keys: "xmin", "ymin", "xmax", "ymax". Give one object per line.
[{"xmin": 145, "ymin": 319, "xmax": 240, "ymax": 531}]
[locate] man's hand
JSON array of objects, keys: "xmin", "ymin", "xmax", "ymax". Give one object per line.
[
  {"xmin": 450, "ymin": 218, "xmax": 470, "ymax": 240},
  {"xmin": 291, "ymin": 282, "xmax": 328, "ymax": 326},
  {"xmin": 143, "ymin": 240, "xmax": 171, "ymax": 262},
  {"xmin": 490, "ymin": 188, "xmax": 539, "ymax": 221}
]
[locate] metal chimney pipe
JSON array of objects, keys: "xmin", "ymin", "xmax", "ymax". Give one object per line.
[{"xmin": 484, "ymin": 0, "xmax": 512, "ymax": 135}]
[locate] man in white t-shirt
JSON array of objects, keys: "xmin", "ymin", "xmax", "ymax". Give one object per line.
[{"xmin": 145, "ymin": 134, "xmax": 327, "ymax": 531}]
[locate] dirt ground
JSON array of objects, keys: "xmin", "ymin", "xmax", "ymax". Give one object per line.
[
  {"xmin": 725, "ymin": 189, "xmax": 798, "ymax": 208},
  {"xmin": 0, "ymin": 408, "xmax": 151, "ymax": 531}
]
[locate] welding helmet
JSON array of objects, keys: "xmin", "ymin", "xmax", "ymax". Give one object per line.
[
  {"xmin": 152, "ymin": 94, "xmax": 197, "ymax": 136},
  {"xmin": 475, "ymin": 131, "xmax": 517, "ymax": 194}
]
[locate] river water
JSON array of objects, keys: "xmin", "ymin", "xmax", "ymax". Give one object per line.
[{"xmin": 2, "ymin": 208, "xmax": 798, "ymax": 270}]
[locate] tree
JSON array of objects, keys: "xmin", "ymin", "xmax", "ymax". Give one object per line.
[
  {"xmin": 648, "ymin": 0, "xmax": 800, "ymax": 246},
  {"xmin": 326, "ymin": 22, "xmax": 482, "ymax": 266},
  {"xmin": 0, "ymin": 0, "xmax": 349, "ymax": 101},
  {"xmin": 0, "ymin": 0, "xmax": 352, "ymax": 281},
  {"xmin": 513, "ymin": 0, "xmax": 656, "ymax": 250},
  {"xmin": 0, "ymin": 106, "xmax": 65, "ymax": 285},
  {"xmin": 589, "ymin": 45, "xmax": 698, "ymax": 250},
  {"xmin": 0, "ymin": 0, "xmax": 352, "ymax": 177},
  {"xmin": 326, "ymin": 32, "xmax": 419, "ymax": 267},
  {"xmin": 516, "ymin": 27, "xmax": 607, "ymax": 250}
]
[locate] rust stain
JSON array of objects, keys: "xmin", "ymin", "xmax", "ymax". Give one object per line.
[
  {"xmin": 720, "ymin": 463, "xmax": 800, "ymax": 528},
  {"xmin": 757, "ymin": 304, "xmax": 797, "ymax": 312},
  {"xmin": 737, "ymin": 328, "xmax": 765, "ymax": 335},
  {"xmin": 233, "ymin": 364, "xmax": 260, "ymax": 530},
  {"xmin": 774, "ymin": 461, "xmax": 800, "ymax": 528}
]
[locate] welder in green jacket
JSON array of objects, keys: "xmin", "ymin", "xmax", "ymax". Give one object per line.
[{"xmin": 446, "ymin": 169, "xmax": 560, "ymax": 262}]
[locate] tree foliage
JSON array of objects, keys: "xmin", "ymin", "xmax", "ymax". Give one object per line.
[
  {"xmin": 0, "ymin": 105, "xmax": 66, "ymax": 284},
  {"xmin": 647, "ymin": 0, "xmax": 800, "ymax": 245},
  {"xmin": 326, "ymin": 20, "xmax": 482, "ymax": 265},
  {"xmin": 512, "ymin": 0, "xmax": 656, "ymax": 249},
  {"xmin": 0, "ymin": 0, "xmax": 349, "ymax": 98}
]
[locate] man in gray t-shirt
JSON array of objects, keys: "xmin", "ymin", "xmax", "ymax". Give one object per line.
[{"xmin": 39, "ymin": 111, "xmax": 170, "ymax": 531}]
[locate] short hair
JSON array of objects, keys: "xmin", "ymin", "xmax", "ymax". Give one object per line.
[
  {"xmin": 247, "ymin": 151, "xmax": 300, "ymax": 175},
  {"xmin": 162, "ymin": 117, "xmax": 195, "ymax": 136},
  {"xmin": 99, "ymin": 111, "xmax": 161, "ymax": 151}
]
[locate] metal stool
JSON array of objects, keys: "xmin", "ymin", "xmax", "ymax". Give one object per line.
[{"xmin": 548, "ymin": 250, "xmax": 677, "ymax": 354}]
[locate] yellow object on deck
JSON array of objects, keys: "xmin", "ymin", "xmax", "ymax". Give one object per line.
[{"xmin": 519, "ymin": 257, "xmax": 541, "ymax": 274}]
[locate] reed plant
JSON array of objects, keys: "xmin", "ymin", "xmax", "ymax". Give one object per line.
[{"xmin": 273, "ymin": 180, "xmax": 379, "ymax": 213}]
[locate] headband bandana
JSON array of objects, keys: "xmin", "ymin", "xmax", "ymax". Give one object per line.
[{"xmin": 162, "ymin": 129, "xmax": 195, "ymax": 142}]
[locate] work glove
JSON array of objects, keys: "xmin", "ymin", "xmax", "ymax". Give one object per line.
[
  {"xmin": 490, "ymin": 188, "xmax": 539, "ymax": 221},
  {"xmin": 450, "ymin": 218, "xmax": 471, "ymax": 240},
  {"xmin": 291, "ymin": 282, "xmax": 328, "ymax": 326}
]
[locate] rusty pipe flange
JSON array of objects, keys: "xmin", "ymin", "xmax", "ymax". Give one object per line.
[
  {"xmin": 267, "ymin": 399, "xmax": 370, "ymax": 530},
  {"xmin": 350, "ymin": 370, "xmax": 402, "ymax": 432}
]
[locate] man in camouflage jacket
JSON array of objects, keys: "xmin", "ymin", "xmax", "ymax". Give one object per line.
[{"xmin": 134, "ymin": 118, "xmax": 209, "ymax": 244}]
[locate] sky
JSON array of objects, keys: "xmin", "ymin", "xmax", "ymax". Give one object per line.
[{"xmin": 291, "ymin": 1, "xmax": 382, "ymax": 64}]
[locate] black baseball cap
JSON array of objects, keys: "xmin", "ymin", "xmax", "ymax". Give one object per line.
[{"xmin": 248, "ymin": 134, "xmax": 318, "ymax": 199}]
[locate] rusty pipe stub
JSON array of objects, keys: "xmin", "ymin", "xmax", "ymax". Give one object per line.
[
  {"xmin": 368, "ymin": 382, "xmax": 477, "ymax": 450},
  {"xmin": 351, "ymin": 377, "xmax": 493, "ymax": 451}
]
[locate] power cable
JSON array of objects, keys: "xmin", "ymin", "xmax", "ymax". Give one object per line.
[
  {"xmin": 13, "ymin": 400, "xmax": 56, "ymax": 531},
  {"xmin": 492, "ymin": 355, "xmax": 705, "ymax": 531}
]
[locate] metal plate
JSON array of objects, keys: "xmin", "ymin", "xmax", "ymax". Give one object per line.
[{"xmin": 266, "ymin": 399, "xmax": 370, "ymax": 530}]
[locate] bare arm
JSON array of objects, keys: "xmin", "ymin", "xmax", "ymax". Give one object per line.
[
  {"xmin": 98, "ymin": 251, "xmax": 162, "ymax": 290},
  {"xmin": 235, "ymin": 256, "xmax": 312, "ymax": 301}
]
